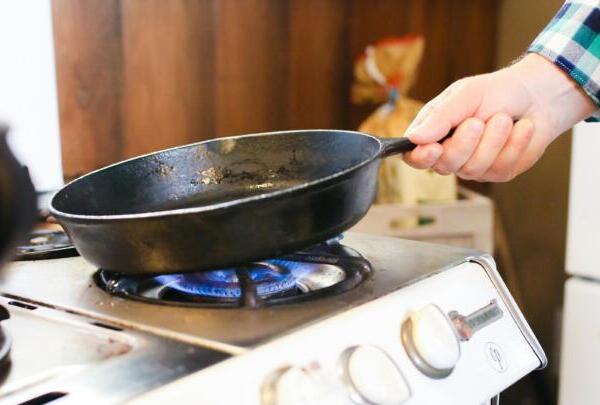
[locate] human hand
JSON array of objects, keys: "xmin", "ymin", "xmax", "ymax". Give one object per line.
[{"xmin": 404, "ymin": 54, "xmax": 597, "ymax": 182}]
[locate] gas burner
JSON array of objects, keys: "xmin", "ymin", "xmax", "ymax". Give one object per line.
[
  {"xmin": 94, "ymin": 240, "xmax": 372, "ymax": 308},
  {"xmin": 14, "ymin": 229, "xmax": 78, "ymax": 260},
  {"xmin": 155, "ymin": 262, "xmax": 301, "ymax": 299}
]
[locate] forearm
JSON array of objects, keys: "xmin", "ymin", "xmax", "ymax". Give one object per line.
[{"xmin": 510, "ymin": 54, "xmax": 597, "ymax": 134}]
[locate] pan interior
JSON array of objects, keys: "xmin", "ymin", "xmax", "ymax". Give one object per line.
[{"xmin": 52, "ymin": 131, "xmax": 381, "ymax": 216}]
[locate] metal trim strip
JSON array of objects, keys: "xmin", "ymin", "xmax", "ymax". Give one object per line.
[{"xmin": 469, "ymin": 255, "xmax": 548, "ymax": 369}]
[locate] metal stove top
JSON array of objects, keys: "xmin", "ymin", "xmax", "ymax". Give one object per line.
[{"xmin": 1, "ymin": 234, "xmax": 476, "ymax": 353}]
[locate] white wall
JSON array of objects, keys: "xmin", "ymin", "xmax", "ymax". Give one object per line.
[{"xmin": 0, "ymin": 1, "xmax": 63, "ymax": 191}]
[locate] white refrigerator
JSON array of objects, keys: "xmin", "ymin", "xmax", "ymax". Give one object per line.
[{"xmin": 559, "ymin": 122, "xmax": 600, "ymax": 404}]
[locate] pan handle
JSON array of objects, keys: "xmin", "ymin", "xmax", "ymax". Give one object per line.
[{"xmin": 379, "ymin": 128, "xmax": 456, "ymax": 157}]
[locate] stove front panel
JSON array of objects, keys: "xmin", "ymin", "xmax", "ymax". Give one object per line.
[{"xmin": 130, "ymin": 261, "xmax": 544, "ymax": 405}]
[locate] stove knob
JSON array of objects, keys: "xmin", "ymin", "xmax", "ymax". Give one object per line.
[
  {"xmin": 401, "ymin": 304, "xmax": 460, "ymax": 379},
  {"xmin": 261, "ymin": 365, "xmax": 321, "ymax": 405},
  {"xmin": 339, "ymin": 345, "xmax": 410, "ymax": 404}
]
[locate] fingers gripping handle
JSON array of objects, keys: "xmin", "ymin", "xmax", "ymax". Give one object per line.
[{"xmin": 379, "ymin": 128, "xmax": 456, "ymax": 157}]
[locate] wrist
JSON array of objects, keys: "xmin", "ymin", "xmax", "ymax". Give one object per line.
[{"xmin": 510, "ymin": 53, "xmax": 597, "ymax": 132}]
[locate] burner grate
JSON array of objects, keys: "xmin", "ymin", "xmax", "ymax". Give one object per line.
[{"xmin": 94, "ymin": 241, "xmax": 372, "ymax": 309}]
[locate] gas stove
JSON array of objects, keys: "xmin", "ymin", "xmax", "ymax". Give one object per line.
[{"xmin": 0, "ymin": 233, "xmax": 545, "ymax": 404}]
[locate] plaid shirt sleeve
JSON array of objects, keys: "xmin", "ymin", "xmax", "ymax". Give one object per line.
[{"xmin": 528, "ymin": 0, "xmax": 600, "ymax": 121}]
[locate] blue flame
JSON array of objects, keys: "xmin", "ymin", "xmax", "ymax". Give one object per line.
[{"xmin": 154, "ymin": 259, "xmax": 320, "ymax": 298}]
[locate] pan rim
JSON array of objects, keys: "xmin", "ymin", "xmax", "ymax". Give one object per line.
[{"xmin": 49, "ymin": 129, "xmax": 384, "ymax": 222}]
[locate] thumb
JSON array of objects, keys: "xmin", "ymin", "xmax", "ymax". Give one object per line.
[{"xmin": 406, "ymin": 79, "xmax": 482, "ymax": 144}]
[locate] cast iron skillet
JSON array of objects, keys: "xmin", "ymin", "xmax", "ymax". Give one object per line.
[{"xmin": 50, "ymin": 129, "xmax": 450, "ymax": 275}]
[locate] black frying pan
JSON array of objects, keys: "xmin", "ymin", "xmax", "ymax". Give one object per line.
[{"xmin": 50, "ymin": 130, "xmax": 448, "ymax": 275}]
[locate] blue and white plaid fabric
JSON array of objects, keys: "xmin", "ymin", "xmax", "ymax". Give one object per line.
[{"xmin": 529, "ymin": 0, "xmax": 600, "ymax": 121}]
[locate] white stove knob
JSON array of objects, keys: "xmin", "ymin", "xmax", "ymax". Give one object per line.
[
  {"xmin": 401, "ymin": 304, "xmax": 460, "ymax": 378},
  {"xmin": 339, "ymin": 345, "xmax": 410, "ymax": 404},
  {"xmin": 261, "ymin": 365, "xmax": 321, "ymax": 405}
]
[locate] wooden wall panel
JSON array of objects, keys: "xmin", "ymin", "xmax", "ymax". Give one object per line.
[
  {"xmin": 52, "ymin": 0, "xmax": 123, "ymax": 178},
  {"xmin": 53, "ymin": 0, "xmax": 499, "ymax": 179},
  {"xmin": 414, "ymin": 1, "xmax": 455, "ymax": 100},
  {"xmin": 214, "ymin": 0, "xmax": 289, "ymax": 136},
  {"xmin": 288, "ymin": 0, "xmax": 347, "ymax": 129},
  {"xmin": 449, "ymin": 0, "xmax": 498, "ymax": 78},
  {"xmin": 120, "ymin": 0, "xmax": 215, "ymax": 156}
]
